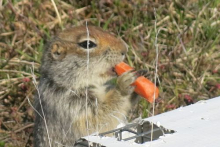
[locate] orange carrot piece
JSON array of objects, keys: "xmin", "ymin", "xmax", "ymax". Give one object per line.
[
  {"xmin": 115, "ymin": 62, "xmax": 159, "ymax": 103},
  {"xmin": 115, "ymin": 62, "xmax": 134, "ymax": 76}
]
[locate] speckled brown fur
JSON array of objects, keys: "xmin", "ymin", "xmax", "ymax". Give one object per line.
[{"xmin": 34, "ymin": 26, "xmax": 139, "ymax": 147}]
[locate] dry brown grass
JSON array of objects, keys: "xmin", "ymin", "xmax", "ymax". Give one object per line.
[{"xmin": 0, "ymin": 0, "xmax": 220, "ymax": 146}]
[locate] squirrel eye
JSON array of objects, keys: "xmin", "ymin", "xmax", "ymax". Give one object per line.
[{"xmin": 78, "ymin": 40, "xmax": 97, "ymax": 49}]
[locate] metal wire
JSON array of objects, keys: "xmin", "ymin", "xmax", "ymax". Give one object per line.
[{"xmin": 74, "ymin": 121, "xmax": 175, "ymax": 147}]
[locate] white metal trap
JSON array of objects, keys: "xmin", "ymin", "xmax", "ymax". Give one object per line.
[{"xmin": 75, "ymin": 96, "xmax": 220, "ymax": 147}]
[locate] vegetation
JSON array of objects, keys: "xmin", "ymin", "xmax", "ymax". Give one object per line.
[{"xmin": 0, "ymin": 0, "xmax": 220, "ymax": 146}]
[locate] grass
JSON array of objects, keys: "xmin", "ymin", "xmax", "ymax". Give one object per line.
[{"xmin": 0, "ymin": 0, "xmax": 220, "ymax": 146}]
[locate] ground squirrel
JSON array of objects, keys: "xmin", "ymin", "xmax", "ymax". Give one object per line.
[{"xmin": 34, "ymin": 26, "xmax": 140, "ymax": 147}]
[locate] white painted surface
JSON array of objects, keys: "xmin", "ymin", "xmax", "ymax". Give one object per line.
[{"xmin": 83, "ymin": 96, "xmax": 220, "ymax": 147}]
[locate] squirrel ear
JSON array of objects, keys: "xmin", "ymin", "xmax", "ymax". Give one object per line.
[{"xmin": 51, "ymin": 43, "xmax": 67, "ymax": 60}]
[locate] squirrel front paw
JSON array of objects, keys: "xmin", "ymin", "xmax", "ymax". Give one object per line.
[{"xmin": 116, "ymin": 71, "xmax": 137, "ymax": 96}]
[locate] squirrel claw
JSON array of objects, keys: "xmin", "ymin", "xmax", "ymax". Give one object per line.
[{"xmin": 116, "ymin": 71, "xmax": 137, "ymax": 96}]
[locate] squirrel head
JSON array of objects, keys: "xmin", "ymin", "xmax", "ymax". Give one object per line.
[{"xmin": 40, "ymin": 26, "xmax": 128, "ymax": 89}]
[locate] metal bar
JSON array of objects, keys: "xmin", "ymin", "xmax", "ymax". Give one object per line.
[
  {"xmin": 122, "ymin": 128, "xmax": 161, "ymax": 141},
  {"xmin": 99, "ymin": 123, "xmax": 138, "ymax": 136}
]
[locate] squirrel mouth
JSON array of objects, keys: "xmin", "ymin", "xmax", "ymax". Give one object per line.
[
  {"xmin": 106, "ymin": 67, "xmax": 117, "ymax": 76},
  {"xmin": 100, "ymin": 66, "xmax": 117, "ymax": 77}
]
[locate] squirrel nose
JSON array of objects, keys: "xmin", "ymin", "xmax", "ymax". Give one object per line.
[
  {"xmin": 120, "ymin": 45, "xmax": 128, "ymax": 56},
  {"xmin": 121, "ymin": 50, "xmax": 126, "ymax": 56}
]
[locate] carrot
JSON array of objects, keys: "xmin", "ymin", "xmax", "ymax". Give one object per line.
[{"xmin": 115, "ymin": 62, "xmax": 159, "ymax": 103}]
